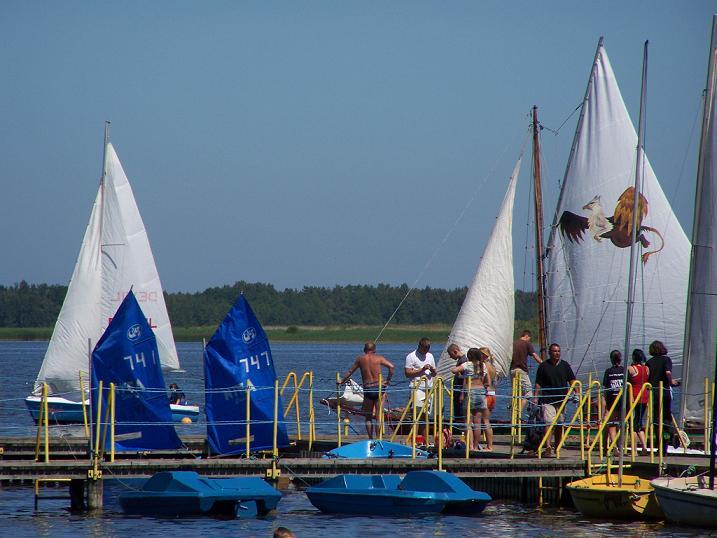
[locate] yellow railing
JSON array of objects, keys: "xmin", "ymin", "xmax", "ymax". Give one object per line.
[{"xmin": 537, "ymin": 380, "xmax": 582, "ymax": 459}]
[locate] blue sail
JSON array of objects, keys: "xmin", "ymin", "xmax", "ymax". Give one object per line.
[
  {"xmin": 204, "ymin": 294, "xmax": 289, "ymax": 455},
  {"xmin": 91, "ymin": 290, "xmax": 182, "ymax": 451}
]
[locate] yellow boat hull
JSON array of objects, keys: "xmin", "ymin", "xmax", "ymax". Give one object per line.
[{"xmin": 566, "ymin": 474, "xmax": 663, "ymax": 519}]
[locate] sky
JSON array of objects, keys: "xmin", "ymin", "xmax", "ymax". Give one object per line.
[{"xmin": 1, "ymin": 1, "xmax": 714, "ymax": 293}]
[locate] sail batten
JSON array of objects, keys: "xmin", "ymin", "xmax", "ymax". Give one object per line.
[
  {"xmin": 436, "ymin": 155, "xmax": 521, "ymax": 380},
  {"xmin": 546, "ymin": 43, "xmax": 690, "ymax": 379}
]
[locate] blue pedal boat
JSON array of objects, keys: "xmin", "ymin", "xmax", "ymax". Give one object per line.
[
  {"xmin": 118, "ymin": 471, "xmax": 281, "ymax": 517},
  {"xmin": 323, "ymin": 440, "xmax": 428, "ymax": 459},
  {"xmin": 306, "ymin": 471, "xmax": 491, "ymax": 515}
]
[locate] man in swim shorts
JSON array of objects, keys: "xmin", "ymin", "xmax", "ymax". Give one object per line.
[{"xmin": 340, "ymin": 341, "xmax": 395, "ymax": 439}]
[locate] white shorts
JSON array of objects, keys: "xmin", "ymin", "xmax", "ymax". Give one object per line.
[
  {"xmin": 413, "ymin": 388, "xmax": 434, "ymax": 416},
  {"xmin": 511, "ymin": 368, "xmax": 533, "ymax": 398}
]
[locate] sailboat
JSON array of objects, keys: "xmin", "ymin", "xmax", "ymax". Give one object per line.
[
  {"xmin": 435, "ymin": 155, "xmax": 521, "ymax": 382},
  {"xmin": 563, "ymin": 40, "xmax": 675, "ymax": 519},
  {"xmin": 545, "ymin": 43, "xmax": 690, "ymax": 382},
  {"xmin": 204, "ymin": 293, "xmax": 289, "ymax": 455},
  {"xmin": 650, "ymin": 15, "xmax": 717, "ymax": 527},
  {"xmin": 26, "ymin": 123, "xmax": 199, "ymax": 424},
  {"xmin": 91, "ymin": 290, "xmax": 182, "ymax": 451}
]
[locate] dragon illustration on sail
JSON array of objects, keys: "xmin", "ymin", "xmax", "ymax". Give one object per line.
[{"xmin": 558, "ymin": 186, "xmax": 664, "ymax": 264}]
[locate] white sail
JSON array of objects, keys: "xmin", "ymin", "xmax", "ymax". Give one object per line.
[
  {"xmin": 34, "ymin": 141, "xmax": 179, "ymax": 398},
  {"xmin": 436, "ymin": 156, "xmax": 520, "ymax": 380},
  {"xmin": 681, "ymin": 16, "xmax": 717, "ymax": 424},
  {"xmin": 545, "ymin": 43, "xmax": 690, "ymax": 379}
]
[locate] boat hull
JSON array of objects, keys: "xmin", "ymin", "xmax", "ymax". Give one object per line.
[
  {"xmin": 566, "ymin": 474, "xmax": 663, "ymax": 519},
  {"xmin": 651, "ymin": 477, "xmax": 717, "ymax": 527},
  {"xmin": 306, "ymin": 471, "xmax": 491, "ymax": 516},
  {"xmin": 25, "ymin": 395, "xmax": 200, "ymax": 425},
  {"xmin": 118, "ymin": 472, "xmax": 280, "ymax": 517}
]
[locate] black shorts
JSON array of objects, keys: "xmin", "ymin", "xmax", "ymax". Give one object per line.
[{"xmin": 364, "ymin": 386, "xmax": 380, "ymax": 401}]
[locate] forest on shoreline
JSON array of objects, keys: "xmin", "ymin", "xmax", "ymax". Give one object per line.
[{"xmin": 0, "ymin": 280, "xmax": 537, "ymax": 341}]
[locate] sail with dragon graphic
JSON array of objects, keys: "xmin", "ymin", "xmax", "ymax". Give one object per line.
[
  {"xmin": 204, "ymin": 294, "xmax": 289, "ymax": 455},
  {"xmin": 545, "ymin": 41, "xmax": 691, "ymax": 379},
  {"xmin": 436, "ymin": 156, "xmax": 521, "ymax": 381}
]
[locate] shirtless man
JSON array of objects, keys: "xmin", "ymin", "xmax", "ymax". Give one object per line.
[{"xmin": 339, "ymin": 341, "xmax": 395, "ymax": 439}]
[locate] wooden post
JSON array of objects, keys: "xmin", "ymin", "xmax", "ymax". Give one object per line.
[
  {"xmin": 411, "ymin": 384, "xmax": 417, "ymax": 459},
  {"xmin": 69, "ymin": 479, "xmax": 86, "ymax": 511},
  {"xmin": 86, "ymin": 478, "xmax": 103, "ymax": 510},
  {"xmin": 658, "ymin": 381, "xmax": 664, "ymax": 469}
]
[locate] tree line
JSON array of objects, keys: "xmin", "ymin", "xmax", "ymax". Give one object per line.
[{"xmin": 0, "ymin": 280, "xmax": 537, "ymax": 327}]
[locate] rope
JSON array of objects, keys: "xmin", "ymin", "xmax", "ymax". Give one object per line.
[{"xmin": 374, "ymin": 127, "xmax": 532, "ymax": 343}]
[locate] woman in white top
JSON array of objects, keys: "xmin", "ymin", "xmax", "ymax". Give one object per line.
[{"xmin": 451, "ymin": 347, "xmax": 494, "ymax": 451}]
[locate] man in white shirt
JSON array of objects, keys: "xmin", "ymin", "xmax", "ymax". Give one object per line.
[{"xmin": 404, "ymin": 337, "xmax": 436, "ymax": 442}]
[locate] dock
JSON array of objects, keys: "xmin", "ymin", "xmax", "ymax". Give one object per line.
[{"xmin": 1, "ymin": 433, "xmax": 709, "ymax": 511}]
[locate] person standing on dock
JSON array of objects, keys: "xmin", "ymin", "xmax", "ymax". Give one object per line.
[
  {"xmin": 510, "ymin": 330, "xmax": 542, "ymax": 411},
  {"xmin": 646, "ymin": 340, "xmax": 679, "ymax": 455},
  {"xmin": 533, "ymin": 343, "xmax": 575, "ymax": 457},
  {"xmin": 339, "ymin": 341, "xmax": 395, "ymax": 439},
  {"xmin": 601, "ymin": 350, "xmax": 624, "ymax": 450},
  {"xmin": 446, "ymin": 343, "xmax": 468, "ymax": 424},
  {"xmin": 405, "ymin": 337, "xmax": 437, "ymax": 442}
]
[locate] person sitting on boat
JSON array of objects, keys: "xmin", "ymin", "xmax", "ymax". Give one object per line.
[
  {"xmin": 168, "ymin": 383, "xmax": 186, "ymax": 405},
  {"xmin": 646, "ymin": 340, "xmax": 680, "ymax": 455},
  {"xmin": 404, "ymin": 337, "xmax": 436, "ymax": 443},
  {"xmin": 451, "ymin": 347, "xmax": 494, "ymax": 451},
  {"xmin": 601, "ymin": 350, "xmax": 624, "ymax": 451},
  {"xmin": 532, "ymin": 343, "xmax": 576, "ymax": 457},
  {"xmin": 629, "ymin": 348, "xmax": 650, "ymax": 453},
  {"xmin": 446, "ymin": 343, "xmax": 468, "ymax": 424},
  {"xmin": 510, "ymin": 330, "xmax": 542, "ymax": 412},
  {"xmin": 339, "ymin": 341, "xmax": 394, "ymax": 439}
]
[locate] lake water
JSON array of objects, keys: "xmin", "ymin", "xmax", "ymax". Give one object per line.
[{"xmin": 0, "ymin": 341, "xmax": 707, "ymax": 537}]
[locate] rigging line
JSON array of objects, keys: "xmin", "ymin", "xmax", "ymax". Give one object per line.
[
  {"xmin": 539, "ymin": 102, "xmax": 584, "ymax": 136},
  {"xmin": 374, "ymin": 126, "xmax": 532, "ymax": 343}
]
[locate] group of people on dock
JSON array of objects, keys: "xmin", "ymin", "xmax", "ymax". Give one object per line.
[{"xmin": 339, "ymin": 331, "xmax": 680, "ymax": 455}]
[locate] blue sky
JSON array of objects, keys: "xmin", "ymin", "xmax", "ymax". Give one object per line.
[{"xmin": 1, "ymin": 1, "xmax": 714, "ymax": 292}]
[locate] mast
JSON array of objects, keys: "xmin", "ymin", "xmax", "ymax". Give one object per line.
[
  {"xmin": 531, "ymin": 106, "xmax": 548, "ymax": 358},
  {"xmin": 90, "ymin": 120, "xmax": 111, "ymax": 453},
  {"xmin": 618, "ymin": 41, "xmax": 649, "ymax": 484}
]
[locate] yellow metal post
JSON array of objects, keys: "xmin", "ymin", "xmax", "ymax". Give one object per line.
[
  {"xmin": 109, "ymin": 383, "xmax": 115, "ymax": 462},
  {"xmin": 437, "ymin": 377, "xmax": 443, "ymax": 471},
  {"xmin": 658, "ymin": 381, "xmax": 664, "ymax": 469},
  {"xmin": 79, "ymin": 371, "xmax": 89, "ymax": 437},
  {"xmin": 465, "ymin": 376, "xmax": 471, "ymax": 459},
  {"xmin": 378, "ymin": 372, "xmax": 383, "ymax": 441},
  {"xmin": 336, "ymin": 373, "xmax": 342, "ymax": 448},
  {"xmin": 308, "ymin": 371, "xmax": 315, "ymax": 452},
  {"xmin": 411, "ymin": 384, "xmax": 417, "ymax": 459},
  {"xmin": 246, "ymin": 385, "xmax": 251, "ymax": 458},
  {"xmin": 705, "ymin": 377, "xmax": 710, "ymax": 451}
]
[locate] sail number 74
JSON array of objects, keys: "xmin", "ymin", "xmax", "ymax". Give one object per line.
[{"xmin": 239, "ymin": 351, "xmax": 271, "ymax": 373}]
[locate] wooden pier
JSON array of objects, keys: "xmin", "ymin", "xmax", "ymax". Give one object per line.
[{"xmin": 1, "ymin": 433, "xmax": 709, "ymax": 511}]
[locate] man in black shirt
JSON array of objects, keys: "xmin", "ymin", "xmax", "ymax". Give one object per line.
[
  {"xmin": 602, "ymin": 350, "xmax": 624, "ymax": 449},
  {"xmin": 446, "ymin": 343, "xmax": 468, "ymax": 424},
  {"xmin": 533, "ymin": 343, "xmax": 576, "ymax": 456}
]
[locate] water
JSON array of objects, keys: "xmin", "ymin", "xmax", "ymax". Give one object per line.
[{"xmin": 0, "ymin": 341, "xmax": 708, "ymax": 536}]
